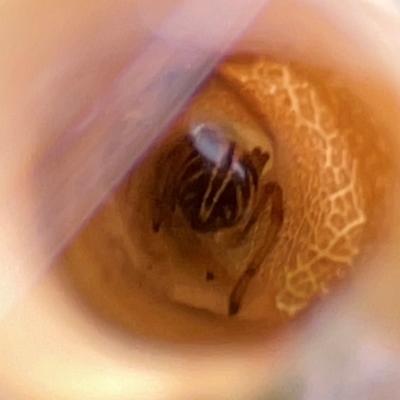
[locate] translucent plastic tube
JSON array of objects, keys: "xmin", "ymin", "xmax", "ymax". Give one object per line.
[{"xmin": 1, "ymin": 1, "xmax": 400, "ymax": 400}]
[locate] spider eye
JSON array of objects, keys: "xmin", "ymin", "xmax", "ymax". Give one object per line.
[{"xmin": 58, "ymin": 55, "xmax": 395, "ymax": 344}]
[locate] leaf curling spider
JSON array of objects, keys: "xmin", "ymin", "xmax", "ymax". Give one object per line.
[{"xmin": 152, "ymin": 122, "xmax": 284, "ymax": 316}]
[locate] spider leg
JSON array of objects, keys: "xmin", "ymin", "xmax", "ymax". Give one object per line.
[{"xmin": 229, "ymin": 182, "xmax": 283, "ymax": 316}]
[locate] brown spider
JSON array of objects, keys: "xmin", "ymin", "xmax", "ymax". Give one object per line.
[{"xmin": 152, "ymin": 123, "xmax": 283, "ymax": 316}]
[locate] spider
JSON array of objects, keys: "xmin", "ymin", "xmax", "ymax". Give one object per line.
[{"xmin": 152, "ymin": 123, "xmax": 284, "ymax": 315}]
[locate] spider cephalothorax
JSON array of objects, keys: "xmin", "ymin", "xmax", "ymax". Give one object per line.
[
  {"xmin": 176, "ymin": 124, "xmax": 271, "ymax": 233},
  {"xmin": 153, "ymin": 123, "xmax": 273, "ymax": 236}
]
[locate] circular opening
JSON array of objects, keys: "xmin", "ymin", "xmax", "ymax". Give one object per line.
[
  {"xmin": 58, "ymin": 50, "xmax": 397, "ymax": 344},
  {"xmin": 41, "ymin": 1, "xmax": 397, "ymax": 354}
]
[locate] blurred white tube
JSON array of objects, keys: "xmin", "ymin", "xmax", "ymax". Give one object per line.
[{"xmin": 0, "ymin": 1, "xmax": 400, "ymax": 400}]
